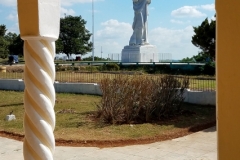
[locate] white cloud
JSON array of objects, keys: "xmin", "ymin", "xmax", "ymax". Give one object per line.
[
  {"xmin": 92, "ymin": 19, "xmax": 198, "ymax": 60},
  {"xmin": 201, "ymin": 4, "xmax": 215, "ymax": 11},
  {"xmin": 0, "ymin": 0, "xmax": 16, "ymax": 6},
  {"xmin": 61, "ymin": 7, "xmax": 76, "ymax": 17},
  {"xmin": 148, "ymin": 26, "xmax": 198, "ymax": 59},
  {"xmin": 97, "ymin": 19, "xmax": 132, "ymax": 40},
  {"xmin": 6, "ymin": 13, "xmax": 18, "ymax": 21},
  {"xmin": 208, "ymin": 15, "xmax": 216, "ymax": 23},
  {"xmin": 5, "ymin": 11, "xmax": 19, "ymax": 33},
  {"xmin": 90, "ymin": 19, "xmax": 132, "ymax": 58},
  {"xmin": 171, "ymin": 6, "xmax": 206, "ymax": 18},
  {"xmin": 61, "ymin": 0, "xmax": 104, "ymax": 6},
  {"xmin": 6, "ymin": 22, "xmax": 19, "ymax": 33},
  {"xmin": 210, "ymin": 15, "xmax": 216, "ymax": 21}
]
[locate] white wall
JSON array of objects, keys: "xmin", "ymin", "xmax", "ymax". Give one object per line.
[
  {"xmin": 184, "ymin": 89, "xmax": 216, "ymax": 105},
  {"xmin": 54, "ymin": 82, "xmax": 102, "ymax": 95},
  {"xmin": 0, "ymin": 79, "xmax": 101, "ymax": 95}
]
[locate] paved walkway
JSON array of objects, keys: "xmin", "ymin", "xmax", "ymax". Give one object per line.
[{"xmin": 0, "ymin": 127, "xmax": 217, "ymax": 160}]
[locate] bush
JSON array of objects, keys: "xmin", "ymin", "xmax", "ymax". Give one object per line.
[
  {"xmin": 55, "ymin": 65, "xmax": 96, "ymax": 72},
  {"xmin": 56, "ymin": 65, "xmax": 67, "ymax": 71},
  {"xmin": 101, "ymin": 63, "xmax": 120, "ymax": 71},
  {"xmin": 6, "ymin": 66, "xmax": 24, "ymax": 73},
  {"xmin": 152, "ymin": 76, "xmax": 189, "ymax": 119},
  {"xmin": 55, "ymin": 65, "xmax": 74, "ymax": 71},
  {"xmin": 96, "ymin": 75, "xmax": 189, "ymax": 124},
  {"xmin": 201, "ymin": 62, "xmax": 215, "ymax": 75},
  {"xmin": 73, "ymin": 66, "xmax": 80, "ymax": 71},
  {"xmin": 85, "ymin": 66, "xmax": 99, "ymax": 72}
]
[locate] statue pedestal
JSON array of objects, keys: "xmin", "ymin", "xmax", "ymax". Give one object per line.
[{"xmin": 121, "ymin": 45, "xmax": 159, "ymax": 62}]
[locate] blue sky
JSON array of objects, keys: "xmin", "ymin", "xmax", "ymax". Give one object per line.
[{"xmin": 0, "ymin": 0, "xmax": 215, "ymax": 60}]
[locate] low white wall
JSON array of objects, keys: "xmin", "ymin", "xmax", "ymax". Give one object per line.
[
  {"xmin": 0, "ymin": 79, "xmax": 216, "ymax": 105},
  {"xmin": 0, "ymin": 79, "xmax": 25, "ymax": 91},
  {"xmin": 184, "ymin": 89, "xmax": 216, "ymax": 105},
  {"xmin": 54, "ymin": 82, "xmax": 102, "ymax": 95},
  {"xmin": 0, "ymin": 79, "xmax": 101, "ymax": 95}
]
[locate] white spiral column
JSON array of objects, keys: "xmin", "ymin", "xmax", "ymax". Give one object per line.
[
  {"xmin": 23, "ymin": 38, "xmax": 56, "ymax": 160},
  {"xmin": 17, "ymin": 0, "xmax": 60, "ymax": 159}
]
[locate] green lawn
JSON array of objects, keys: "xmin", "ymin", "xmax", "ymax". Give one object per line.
[
  {"xmin": 0, "ymin": 90, "xmax": 216, "ymax": 142},
  {"xmin": 0, "ymin": 58, "xmax": 8, "ymax": 64}
]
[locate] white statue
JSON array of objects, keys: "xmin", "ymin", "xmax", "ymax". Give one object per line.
[{"xmin": 129, "ymin": 0, "xmax": 151, "ymax": 46}]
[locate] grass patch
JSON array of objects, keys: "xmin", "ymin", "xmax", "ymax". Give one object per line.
[
  {"xmin": 189, "ymin": 78, "xmax": 215, "ymax": 91},
  {"xmin": 0, "ymin": 90, "xmax": 216, "ymax": 145},
  {"xmin": 0, "ymin": 58, "xmax": 8, "ymax": 64}
]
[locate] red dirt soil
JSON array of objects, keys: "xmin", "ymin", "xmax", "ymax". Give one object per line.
[{"xmin": 0, "ymin": 121, "xmax": 215, "ymax": 148}]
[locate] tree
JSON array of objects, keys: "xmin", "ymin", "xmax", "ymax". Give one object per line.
[
  {"xmin": 0, "ymin": 25, "xmax": 24, "ymax": 58},
  {"xmin": 181, "ymin": 52, "xmax": 212, "ymax": 63},
  {"xmin": 82, "ymin": 56, "xmax": 108, "ymax": 61},
  {"xmin": 0, "ymin": 24, "xmax": 9, "ymax": 59},
  {"xmin": 3, "ymin": 31, "xmax": 24, "ymax": 57},
  {"xmin": 192, "ymin": 52, "xmax": 210, "ymax": 62},
  {"xmin": 180, "ymin": 57, "xmax": 195, "ymax": 63},
  {"xmin": 0, "ymin": 37, "xmax": 9, "ymax": 59},
  {"xmin": 192, "ymin": 17, "xmax": 216, "ymax": 60},
  {"xmin": 7, "ymin": 34, "xmax": 24, "ymax": 56},
  {"xmin": 0, "ymin": 24, "xmax": 7, "ymax": 37},
  {"xmin": 4, "ymin": 32, "xmax": 17, "ymax": 42},
  {"xmin": 56, "ymin": 15, "xmax": 93, "ymax": 58}
]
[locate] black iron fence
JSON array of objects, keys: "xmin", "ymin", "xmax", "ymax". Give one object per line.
[{"xmin": 0, "ymin": 71, "xmax": 215, "ymax": 92}]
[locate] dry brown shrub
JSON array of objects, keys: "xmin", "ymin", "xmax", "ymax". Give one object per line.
[
  {"xmin": 152, "ymin": 76, "xmax": 189, "ymax": 119},
  {"xmin": 97, "ymin": 75, "xmax": 189, "ymax": 124},
  {"xmin": 6, "ymin": 66, "xmax": 24, "ymax": 73}
]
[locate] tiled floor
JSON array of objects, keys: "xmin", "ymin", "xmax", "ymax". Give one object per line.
[{"xmin": 0, "ymin": 127, "xmax": 217, "ymax": 160}]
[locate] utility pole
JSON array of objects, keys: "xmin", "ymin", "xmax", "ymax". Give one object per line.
[
  {"xmin": 101, "ymin": 46, "xmax": 102, "ymax": 59},
  {"xmin": 92, "ymin": 0, "xmax": 95, "ymax": 61}
]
